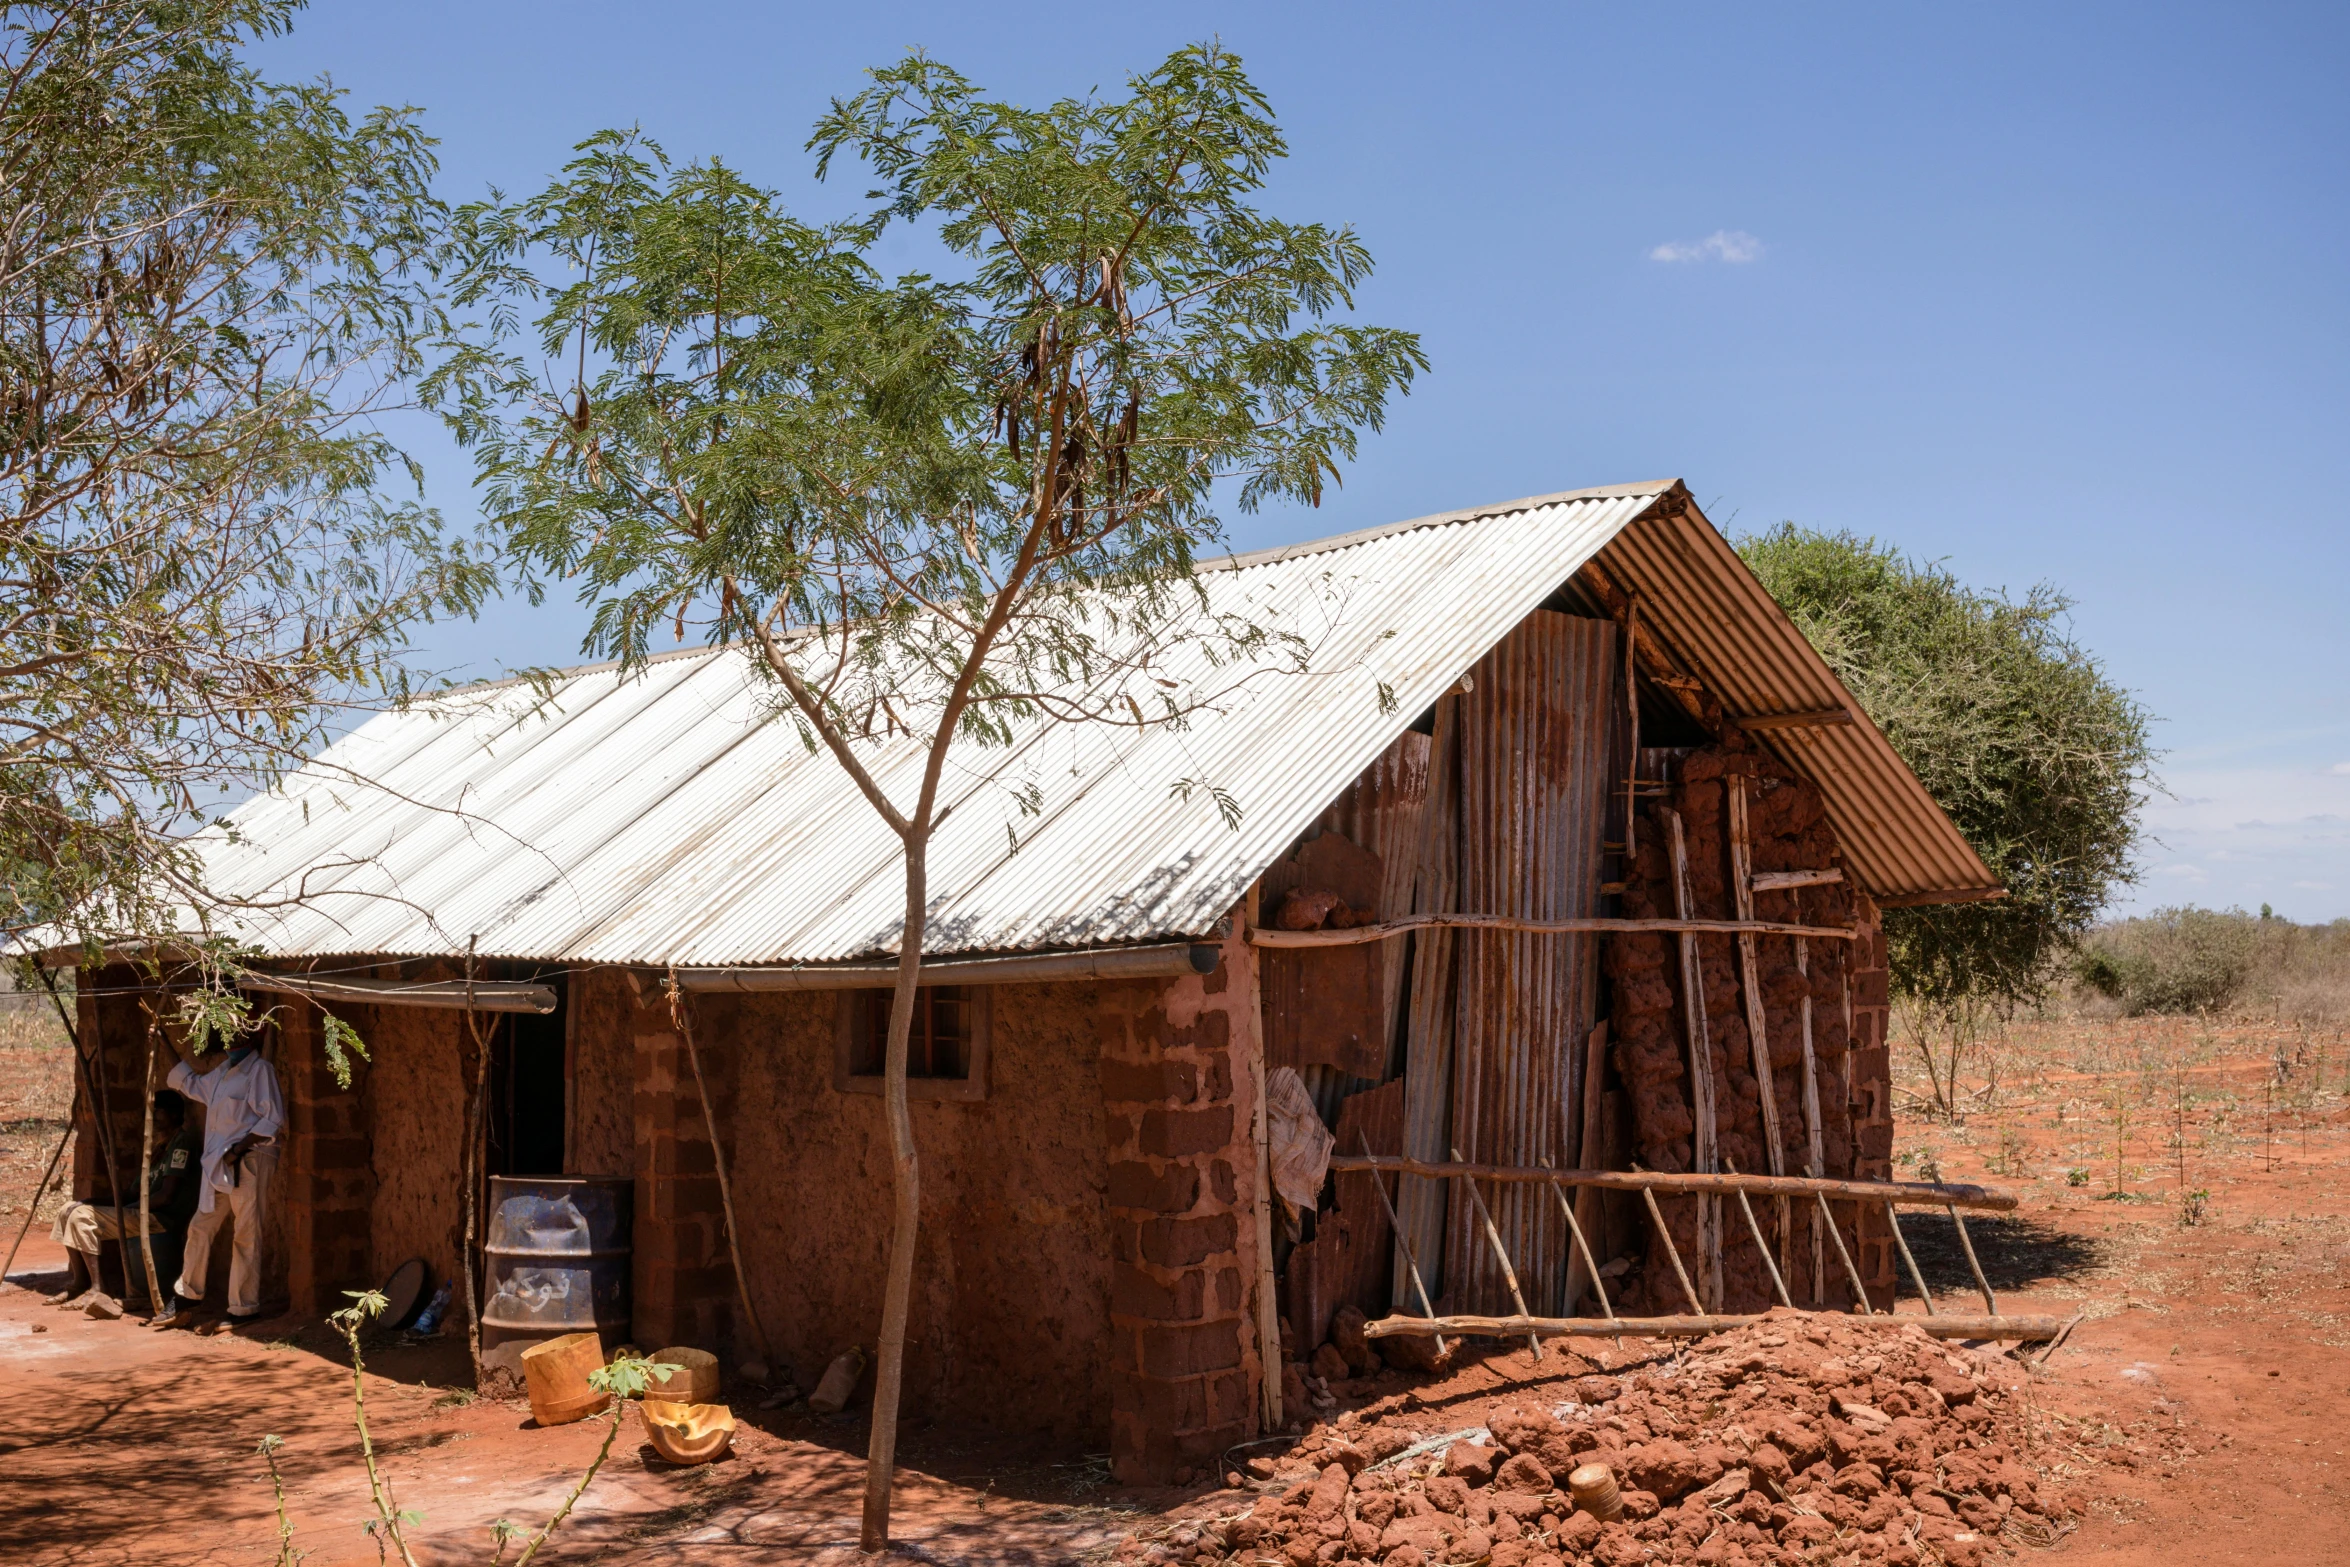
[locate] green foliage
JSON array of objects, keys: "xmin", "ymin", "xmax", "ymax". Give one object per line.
[
  {"xmin": 2072, "ymin": 905, "xmax": 2350, "ymax": 1020},
  {"xmin": 1739, "ymin": 525, "xmax": 2153, "ymax": 1009},
  {"xmin": 0, "ymin": 2, "xmax": 495, "ymax": 947},
  {"xmin": 173, "ymin": 984, "xmax": 254, "ymax": 1056},
  {"xmin": 2074, "ymin": 905, "xmax": 2257, "ymax": 1014},
  {"xmin": 430, "ymin": 43, "xmax": 1424, "ymax": 759},
  {"xmin": 318, "ymin": 1011, "xmax": 371, "ymax": 1088}
]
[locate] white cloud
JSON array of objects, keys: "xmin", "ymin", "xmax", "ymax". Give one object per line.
[
  {"xmin": 2331, "ymin": 761, "xmax": 2350, "ymax": 775},
  {"xmin": 2119, "ymin": 761, "xmax": 2350, "ymax": 920},
  {"xmin": 1649, "ymin": 230, "xmax": 1763, "ymax": 264}
]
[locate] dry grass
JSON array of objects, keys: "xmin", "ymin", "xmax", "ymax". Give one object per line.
[
  {"xmin": 0, "ymin": 993, "xmax": 77, "ymax": 1236},
  {"xmin": 1889, "ymin": 1012, "xmax": 2347, "ymax": 1201}
]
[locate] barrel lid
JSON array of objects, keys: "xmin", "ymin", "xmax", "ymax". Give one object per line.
[{"xmin": 380, "ymin": 1257, "xmax": 429, "ymax": 1329}]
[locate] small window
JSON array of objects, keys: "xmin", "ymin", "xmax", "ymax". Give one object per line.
[{"xmin": 834, "ymin": 986, "xmax": 990, "ymax": 1102}]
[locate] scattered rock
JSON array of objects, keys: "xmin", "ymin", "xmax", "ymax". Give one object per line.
[{"xmin": 1444, "ymin": 1441, "xmax": 1500, "ymax": 1486}]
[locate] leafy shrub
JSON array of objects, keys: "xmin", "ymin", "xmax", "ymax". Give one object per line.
[
  {"xmin": 2068, "ymin": 906, "xmax": 2350, "ymax": 1020},
  {"xmin": 2074, "ymin": 906, "xmax": 2258, "ymax": 1014}
]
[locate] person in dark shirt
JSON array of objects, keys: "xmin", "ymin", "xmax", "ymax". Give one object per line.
[{"xmin": 50, "ymin": 1090, "xmax": 199, "ymax": 1312}]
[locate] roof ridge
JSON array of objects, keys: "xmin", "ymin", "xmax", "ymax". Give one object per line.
[
  {"xmin": 420, "ymin": 479, "xmax": 1682, "ymax": 697},
  {"xmin": 1199, "ymin": 479, "xmax": 1682, "ymax": 574}
]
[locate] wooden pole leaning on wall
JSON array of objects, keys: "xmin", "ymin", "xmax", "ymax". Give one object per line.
[
  {"xmin": 1561, "ymin": 1022, "xmax": 1611, "ymax": 1314},
  {"xmin": 1724, "ymin": 1157, "xmax": 1794, "ymax": 1309},
  {"xmin": 1359, "ymin": 1131, "xmax": 1445, "ymax": 1356},
  {"xmin": 5, "ymin": 970, "xmax": 88, "ymax": 1290},
  {"xmin": 461, "ymin": 944, "xmax": 494, "ymax": 1385},
  {"xmin": 1542, "ymin": 1155, "xmax": 1618, "ymax": 1349},
  {"xmin": 1245, "ymin": 889, "xmax": 1282, "ymax": 1430},
  {"xmin": 1726, "ymin": 779, "xmax": 1793, "ymax": 1286},
  {"xmin": 1817, "ymin": 1192, "xmax": 1874, "ymax": 1312},
  {"xmin": 1949, "ymin": 1206, "xmax": 1998, "ymax": 1315},
  {"xmin": 1885, "ymin": 1201, "xmax": 1937, "ymax": 1315},
  {"xmin": 664, "ymin": 971, "xmax": 775, "ymax": 1380},
  {"xmin": 1363, "ymin": 1312, "xmax": 2068, "ymax": 1343},
  {"xmin": 1665, "ymin": 809, "xmax": 1722, "ymax": 1310},
  {"xmin": 1636, "ymin": 1181, "xmax": 1706, "ymax": 1317},
  {"xmin": 1454, "ymin": 1145, "xmax": 1541, "ymax": 1358},
  {"xmin": 0, "ymin": 1115, "xmax": 71, "ymax": 1288},
  {"xmin": 1795, "ymin": 937, "xmax": 1827, "ymax": 1306}
]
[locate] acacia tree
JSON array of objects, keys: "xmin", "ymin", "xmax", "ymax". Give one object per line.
[
  {"xmin": 1739, "ymin": 525, "xmax": 2154, "ymax": 1113},
  {"xmin": 435, "ymin": 46, "xmax": 1422, "ymax": 1544},
  {"xmin": 0, "ymin": 1, "xmax": 494, "ymax": 949}
]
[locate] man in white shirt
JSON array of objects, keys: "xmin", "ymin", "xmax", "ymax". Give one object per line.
[{"xmin": 152, "ymin": 1029, "xmax": 286, "ymax": 1330}]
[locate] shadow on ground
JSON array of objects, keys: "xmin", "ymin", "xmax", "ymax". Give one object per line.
[{"xmin": 1893, "ymin": 1210, "xmax": 2108, "ymax": 1299}]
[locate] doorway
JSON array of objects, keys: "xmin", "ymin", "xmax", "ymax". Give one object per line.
[{"xmin": 486, "ymin": 970, "xmax": 568, "ymax": 1177}]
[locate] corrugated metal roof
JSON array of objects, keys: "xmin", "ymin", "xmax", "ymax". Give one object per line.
[
  {"xmin": 188, "ymin": 481, "xmax": 1994, "ymax": 967},
  {"xmin": 1584, "ymin": 498, "xmax": 1999, "ymax": 904}
]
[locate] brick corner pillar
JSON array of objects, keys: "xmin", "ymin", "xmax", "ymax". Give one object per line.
[
  {"xmin": 632, "ymin": 988, "xmax": 731, "ymax": 1352},
  {"xmin": 278, "ymin": 999, "xmax": 376, "ymax": 1314},
  {"xmin": 1845, "ymin": 893, "xmax": 1897, "ymax": 1309},
  {"xmin": 1101, "ymin": 918, "xmax": 1264, "ymax": 1484}
]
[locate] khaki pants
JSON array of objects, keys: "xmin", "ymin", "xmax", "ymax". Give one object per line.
[
  {"xmin": 51, "ymin": 1201, "xmax": 165, "ymax": 1254},
  {"xmin": 174, "ymin": 1146, "xmax": 275, "ymax": 1318}
]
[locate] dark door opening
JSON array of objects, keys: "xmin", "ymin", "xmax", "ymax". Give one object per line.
[{"xmin": 487, "ymin": 971, "xmax": 568, "ymax": 1177}]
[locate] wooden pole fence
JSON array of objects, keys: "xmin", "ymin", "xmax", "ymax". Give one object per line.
[
  {"xmin": 1326, "ymin": 1154, "xmax": 2018, "ymax": 1212},
  {"xmin": 1363, "ymin": 1312, "xmax": 2071, "ymax": 1343}
]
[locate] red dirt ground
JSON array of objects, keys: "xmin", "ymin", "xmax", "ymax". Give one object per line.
[{"xmin": 3, "ymin": 1026, "xmax": 2347, "ymax": 1564}]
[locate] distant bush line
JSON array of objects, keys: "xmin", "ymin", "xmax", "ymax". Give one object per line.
[{"xmin": 2057, "ymin": 906, "xmax": 2350, "ymax": 1022}]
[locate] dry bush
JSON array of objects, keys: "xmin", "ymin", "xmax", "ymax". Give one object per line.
[{"xmin": 2059, "ymin": 908, "xmax": 2350, "ymax": 1024}]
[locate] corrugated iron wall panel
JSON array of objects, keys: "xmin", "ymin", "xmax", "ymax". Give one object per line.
[{"xmin": 1441, "ymin": 612, "xmax": 1616, "ymax": 1316}]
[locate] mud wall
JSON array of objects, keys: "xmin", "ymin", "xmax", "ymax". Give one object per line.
[
  {"xmin": 1100, "ymin": 919, "xmax": 1267, "ymax": 1483},
  {"xmin": 566, "ymin": 967, "xmax": 635, "ymax": 1177},
  {"xmin": 645, "ymin": 970, "xmax": 1116, "ymax": 1439},
  {"xmin": 360, "ymin": 1007, "xmax": 466, "ymax": 1286},
  {"xmin": 1605, "ymin": 741, "xmax": 1877, "ymax": 1313}
]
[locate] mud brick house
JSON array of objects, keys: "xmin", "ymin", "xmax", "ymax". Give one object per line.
[{"xmin": 54, "ymin": 480, "xmax": 1998, "ymax": 1481}]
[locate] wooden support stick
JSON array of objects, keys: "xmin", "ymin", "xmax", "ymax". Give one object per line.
[
  {"xmin": 1622, "ymin": 597, "xmax": 1641, "ymax": 855},
  {"xmin": 1363, "ymin": 1312, "xmax": 2067, "ymax": 1343},
  {"xmin": 1455, "ymin": 1145, "xmax": 1540, "ymax": 1358},
  {"xmin": 1725, "ymin": 1159, "xmax": 1794, "ymax": 1309},
  {"xmin": 1886, "ymin": 1201, "xmax": 1936, "ymax": 1315},
  {"xmin": 1360, "ymin": 1132, "xmax": 1445, "ymax": 1356},
  {"xmin": 1325, "ymin": 1155, "xmax": 2018, "ymax": 1211},
  {"xmin": 1544, "ymin": 1158, "xmax": 1617, "ymax": 1326},
  {"xmin": 1796, "ymin": 938, "xmax": 1827, "ymax": 1305},
  {"xmin": 1638, "ymin": 1183, "xmax": 1706, "ymax": 1317},
  {"xmin": 1727, "ymin": 779, "xmax": 1794, "ymax": 1287},
  {"xmin": 1751, "ymin": 868, "xmax": 1844, "ymax": 891},
  {"xmin": 1250, "ymin": 914, "xmax": 1858, "ymax": 948},
  {"xmin": 1818, "ymin": 1193, "xmax": 1874, "ymax": 1312},
  {"xmin": 1247, "ymin": 891, "xmax": 1283, "ymax": 1429},
  {"xmin": 665, "ymin": 974, "xmax": 775, "ymax": 1376},
  {"xmin": 1563, "ymin": 1022, "xmax": 1610, "ymax": 1314},
  {"xmin": 1, "ymin": 1115, "xmax": 72, "ymax": 1288},
  {"xmin": 1949, "ymin": 1205, "xmax": 1997, "ymax": 1316},
  {"xmin": 1666, "ymin": 809, "xmax": 1722, "ymax": 1310}
]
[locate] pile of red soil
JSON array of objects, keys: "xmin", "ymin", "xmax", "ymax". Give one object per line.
[{"xmin": 1128, "ymin": 1312, "xmax": 2069, "ymax": 1567}]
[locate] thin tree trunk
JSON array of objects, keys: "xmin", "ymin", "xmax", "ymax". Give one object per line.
[
  {"xmin": 462, "ymin": 944, "xmax": 493, "ymax": 1387},
  {"xmin": 135, "ymin": 1007, "xmax": 164, "ymax": 1313},
  {"xmin": 860, "ymin": 833, "xmax": 929, "ymax": 1551}
]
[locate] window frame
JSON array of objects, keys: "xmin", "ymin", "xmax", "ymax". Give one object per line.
[{"xmin": 833, "ymin": 985, "xmax": 991, "ymax": 1103}]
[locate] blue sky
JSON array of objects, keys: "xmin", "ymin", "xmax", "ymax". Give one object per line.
[{"xmin": 257, "ymin": 2, "xmax": 2350, "ymax": 920}]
